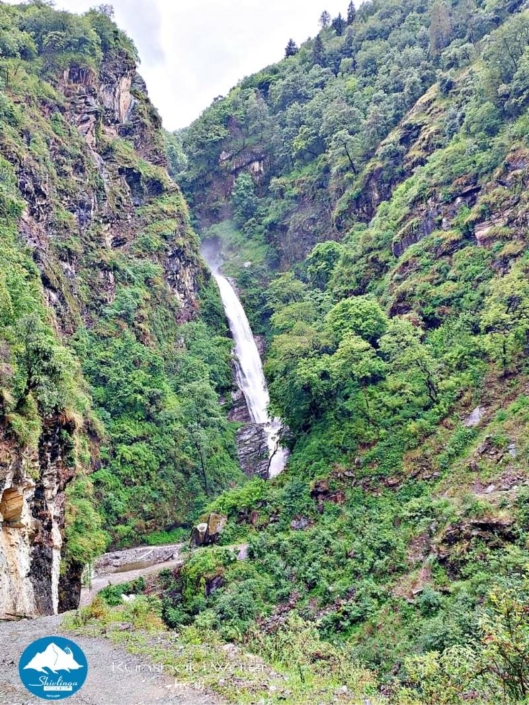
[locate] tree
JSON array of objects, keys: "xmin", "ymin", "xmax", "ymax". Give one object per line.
[
  {"xmin": 343, "ymin": 27, "xmax": 355, "ymax": 60},
  {"xmin": 329, "ymin": 334, "xmax": 387, "ymax": 423},
  {"xmin": 312, "ymin": 34, "xmax": 325, "ymax": 66},
  {"xmin": 347, "ymin": 1, "xmax": 356, "ymax": 25},
  {"xmin": 180, "ymin": 381, "xmax": 236, "ymax": 498},
  {"xmin": 328, "ymin": 130, "xmax": 362, "ymax": 174},
  {"xmin": 364, "ymin": 101, "xmax": 391, "ymax": 149},
  {"xmin": 507, "ymin": 47, "xmax": 529, "ymax": 114},
  {"xmin": 429, "ymin": 0, "xmax": 453, "ymax": 57},
  {"xmin": 95, "ymin": 4, "xmax": 114, "ymax": 17},
  {"xmin": 332, "ymin": 13, "xmax": 346, "ymax": 36},
  {"xmin": 480, "ymin": 579, "xmax": 529, "ymax": 701},
  {"xmin": 267, "ymin": 272, "xmax": 308, "ymax": 313},
  {"xmin": 319, "ymin": 11, "xmax": 331, "ymax": 29},
  {"xmin": 165, "ymin": 130, "xmax": 188, "ymax": 180},
  {"xmin": 292, "ymin": 124, "xmax": 324, "ymax": 161},
  {"xmin": 267, "ymin": 323, "xmax": 333, "ymax": 433},
  {"xmin": 307, "ymin": 242, "xmax": 344, "ymax": 290},
  {"xmin": 454, "ymin": 0, "xmax": 475, "ymax": 42},
  {"xmin": 326, "ymin": 296, "xmax": 388, "ymax": 344},
  {"xmin": 483, "ymin": 14, "xmax": 529, "ymax": 93},
  {"xmin": 232, "ymin": 172, "xmax": 259, "ymax": 226},
  {"xmin": 42, "ymin": 30, "xmax": 68, "ymax": 54},
  {"xmin": 379, "ymin": 318, "xmax": 441, "ymax": 405},
  {"xmin": 246, "ymin": 91, "xmax": 272, "ymax": 141},
  {"xmin": 285, "ymin": 38, "xmax": 299, "ymax": 58}
]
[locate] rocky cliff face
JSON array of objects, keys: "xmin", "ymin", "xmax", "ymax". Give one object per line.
[
  {"xmin": 0, "ymin": 8, "xmax": 208, "ymax": 617},
  {"xmin": 235, "ymin": 423, "xmax": 270, "ymax": 479},
  {"xmin": 0, "ymin": 414, "xmax": 77, "ymax": 617}
]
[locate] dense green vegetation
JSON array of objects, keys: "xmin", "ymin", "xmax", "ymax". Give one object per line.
[
  {"xmin": 81, "ymin": 563, "xmax": 529, "ymax": 703},
  {"xmin": 166, "ymin": 0, "xmax": 529, "ymax": 701},
  {"xmin": 179, "ymin": 0, "xmax": 526, "ymax": 277},
  {"xmin": 0, "ymin": 1, "xmax": 242, "ymax": 578},
  {"xmin": 2, "ymin": 0, "xmax": 529, "ymax": 700}
]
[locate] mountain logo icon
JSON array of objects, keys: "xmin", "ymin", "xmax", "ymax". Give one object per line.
[
  {"xmin": 19, "ymin": 636, "xmax": 88, "ymax": 700},
  {"xmin": 23, "ymin": 642, "xmax": 84, "ymax": 674}
]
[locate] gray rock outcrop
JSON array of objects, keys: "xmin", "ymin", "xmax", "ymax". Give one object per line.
[
  {"xmin": 236, "ymin": 424, "xmax": 270, "ymax": 479},
  {"xmin": 190, "ymin": 513, "xmax": 228, "ymax": 547}
]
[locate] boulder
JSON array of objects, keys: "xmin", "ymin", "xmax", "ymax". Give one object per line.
[
  {"xmin": 207, "ymin": 513, "xmax": 228, "ymax": 540},
  {"xmin": 190, "ymin": 513, "xmax": 227, "ymax": 547},
  {"xmin": 205, "ymin": 575, "xmax": 224, "ymax": 596},
  {"xmin": 190, "ymin": 522, "xmax": 209, "ymax": 548},
  {"xmin": 237, "ymin": 545, "xmax": 249, "ymax": 560},
  {"xmin": 310, "ymin": 479, "xmax": 346, "ymax": 507},
  {"xmin": 464, "ymin": 406, "xmax": 485, "ymax": 427},
  {"xmin": 310, "ymin": 479, "xmax": 330, "ymax": 499},
  {"xmin": 291, "ymin": 517, "xmax": 309, "ymax": 531}
]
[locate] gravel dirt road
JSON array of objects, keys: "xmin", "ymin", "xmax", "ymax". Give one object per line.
[
  {"xmin": 80, "ymin": 556, "xmax": 185, "ymax": 607},
  {"xmin": 0, "ymin": 614, "xmax": 223, "ymax": 705}
]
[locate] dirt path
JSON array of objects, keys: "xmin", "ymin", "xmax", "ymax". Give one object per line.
[
  {"xmin": 0, "ymin": 614, "xmax": 223, "ymax": 705},
  {"xmin": 80, "ymin": 543, "xmax": 186, "ymax": 607},
  {"xmin": 0, "ymin": 543, "xmax": 250, "ymax": 703},
  {"xmin": 80, "ymin": 556, "xmax": 185, "ymax": 607},
  {"xmin": 80, "ymin": 542, "xmax": 247, "ymax": 607}
]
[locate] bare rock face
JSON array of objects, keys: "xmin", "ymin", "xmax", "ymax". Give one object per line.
[
  {"xmin": 0, "ymin": 416, "xmax": 75, "ymax": 618},
  {"xmin": 0, "ymin": 488, "xmax": 24, "ymax": 523},
  {"xmin": 236, "ymin": 424, "xmax": 270, "ymax": 479},
  {"xmin": 0, "ymin": 446, "xmax": 37, "ymax": 618},
  {"xmin": 164, "ymin": 245, "xmax": 203, "ymax": 323},
  {"xmin": 229, "ymin": 387, "xmax": 251, "ymax": 422}
]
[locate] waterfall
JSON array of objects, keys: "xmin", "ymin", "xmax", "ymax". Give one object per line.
[
  {"xmin": 208, "ymin": 265, "xmax": 287, "ymax": 478},
  {"xmin": 214, "ymin": 275, "xmax": 270, "ymax": 424}
]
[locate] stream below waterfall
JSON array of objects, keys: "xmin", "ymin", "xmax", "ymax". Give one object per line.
[{"xmin": 204, "ymin": 246, "xmax": 287, "ymax": 478}]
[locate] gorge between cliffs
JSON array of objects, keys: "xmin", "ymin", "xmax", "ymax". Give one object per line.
[{"xmin": 2, "ymin": 1, "xmax": 529, "ymax": 703}]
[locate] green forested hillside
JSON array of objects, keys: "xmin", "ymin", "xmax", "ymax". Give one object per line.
[
  {"xmin": 2, "ymin": 0, "xmax": 529, "ymax": 699},
  {"xmin": 160, "ymin": 0, "xmax": 529, "ymax": 701},
  {"xmin": 0, "ymin": 0, "xmax": 241, "ymax": 588},
  {"xmin": 179, "ymin": 0, "xmax": 527, "ymax": 275}
]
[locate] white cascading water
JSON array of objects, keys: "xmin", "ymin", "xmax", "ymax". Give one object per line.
[{"xmin": 212, "ymin": 271, "xmax": 288, "ymax": 478}]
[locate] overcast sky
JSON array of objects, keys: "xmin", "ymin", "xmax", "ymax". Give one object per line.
[{"xmin": 6, "ymin": 0, "xmax": 351, "ymax": 130}]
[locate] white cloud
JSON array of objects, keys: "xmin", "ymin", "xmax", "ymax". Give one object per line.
[{"xmin": 5, "ymin": 0, "xmax": 351, "ymax": 129}]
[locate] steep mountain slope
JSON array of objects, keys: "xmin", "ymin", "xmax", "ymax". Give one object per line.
[
  {"xmin": 0, "ymin": 2, "xmax": 240, "ymax": 617},
  {"xmin": 166, "ymin": 0, "xmax": 529, "ymax": 701},
  {"xmin": 179, "ymin": 0, "xmax": 526, "ymax": 274}
]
